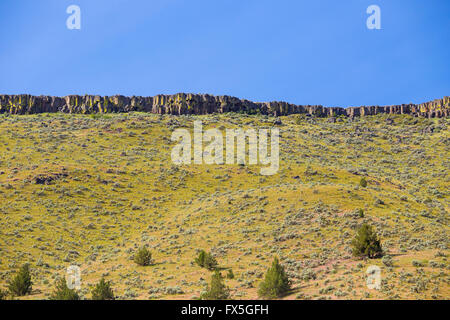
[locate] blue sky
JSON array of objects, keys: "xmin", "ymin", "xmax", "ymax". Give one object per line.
[{"xmin": 0, "ymin": 0, "xmax": 449, "ymax": 107}]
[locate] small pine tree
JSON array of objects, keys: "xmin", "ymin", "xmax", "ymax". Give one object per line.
[
  {"xmin": 50, "ymin": 278, "xmax": 80, "ymax": 300},
  {"xmin": 194, "ymin": 250, "xmax": 218, "ymax": 271},
  {"xmin": 351, "ymin": 224, "xmax": 382, "ymax": 258},
  {"xmin": 195, "ymin": 250, "xmax": 206, "ymax": 267},
  {"xmin": 258, "ymin": 257, "xmax": 290, "ymax": 299},
  {"xmin": 134, "ymin": 246, "xmax": 152, "ymax": 266},
  {"xmin": 91, "ymin": 278, "xmax": 115, "ymax": 300},
  {"xmin": 360, "ymin": 177, "xmax": 368, "ymax": 187},
  {"xmin": 8, "ymin": 264, "xmax": 32, "ymax": 296},
  {"xmin": 358, "ymin": 208, "xmax": 364, "ymax": 218},
  {"xmin": 201, "ymin": 271, "xmax": 230, "ymax": 300}
]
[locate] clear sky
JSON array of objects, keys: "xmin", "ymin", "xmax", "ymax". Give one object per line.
[{"xmin": 0, "ymin": 0, "xmax": 449, "ymax": 107}]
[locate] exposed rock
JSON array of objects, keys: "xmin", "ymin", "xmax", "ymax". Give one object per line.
[
  {"xmin": 33, "ymin": 172, "xmax": 68, "ymax": 185},
  {"xmin": 422, "ymin": 126, "xmax": 435, "ymax": 134},
  {"xmin": 0, "ymin": 93, "xmax": 448, "ymax": 118},
  {"xmin": 273, "ymin": 118, "xmax": 282, "ymax": 125}
]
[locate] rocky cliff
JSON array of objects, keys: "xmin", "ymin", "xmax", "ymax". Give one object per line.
[{"xmin": 0, "ymin": 93, "xmax": 448, "ymax": 118}]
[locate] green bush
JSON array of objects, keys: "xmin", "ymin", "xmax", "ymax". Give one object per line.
[
  {"xmin": 194, "ymin": 250, "xmax": 218, "ymax": 271},
  {"xmin": 200, "ymin": 271, "xmax": 230, "ymax": 300},
  {"xmin": 351, "ymin": 224, "xmax": 382, "ymax": 258},
  {"xmin": 359, "ymin": 177, "xmax": 368, "ymax": 187},
  {"xmin": 226, "ymin": 269, "xmax": 234, "ymax": 279},
  {"xmin": 8, "ymin": 264, "xmax": 32, "ymax": 296},
  {"xmin": 134, "ymin": 246, "xmax": 152, "ymax": 266},
  {"xmin": 50, "ymin": 278, "xmax": 80, "ymax": 300},
  {"xmin": 358, "ymin": 208, "xmax": 364, "ymax": 218},
  {"xmin": 258, "ymin": 257, "xmax": 290, "ymax": 299},
  {"xmin": 91, "ymin": 278, "xmax": 115, "ymax": 300}
]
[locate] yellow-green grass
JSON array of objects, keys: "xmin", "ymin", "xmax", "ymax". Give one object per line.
[{"xmin": 0, "ymin": 112, "xmax": 448, "ymax": 300}]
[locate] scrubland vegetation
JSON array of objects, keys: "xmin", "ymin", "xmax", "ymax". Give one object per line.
[{"xmin": 0, "ymin": 112, "xmax": 448, "ymax": 300}]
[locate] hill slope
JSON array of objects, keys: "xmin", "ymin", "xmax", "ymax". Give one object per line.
[{"xmin": 0, "ymin": 112, "xmax": 448, "ymax": 300}]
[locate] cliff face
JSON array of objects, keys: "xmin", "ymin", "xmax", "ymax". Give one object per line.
[{"xmin": 0, "ymin": 93, "xmax": 448, "ymax": 118}]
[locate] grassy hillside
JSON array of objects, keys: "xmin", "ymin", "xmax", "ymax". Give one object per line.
[{"xmin": 0, "ymin": 112, "xmax": 448, "ymax": 300}]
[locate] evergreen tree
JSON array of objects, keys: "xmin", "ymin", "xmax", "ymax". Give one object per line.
[
  {"xmin": 50, "ymin": 278, "xmax": 80, "ymax": 300},
  {"xmin": 201, "ymin": 271, "xmax": 230, "ymax": 300},
  {"xmin": 358, "ymin": 208, "xmax": 365, "ymax": 218},
  {"xmin": 8, "ymin": 264, "xmax": 32, "ymax": 296},
  {"xmin": 134, "ymin": 246, "xmax": 152, "ymax": 266},
  {"xmin": 91, "ymin": 278, "xmax": 115, "ymax": 300},
  {"xmin": 194, "ymin": 250, "xmax": 218, "ymax": 270},
  {"xmin": 351, "ymin": 224, "xmax": 383, "ymax": 258},
  {"xmin": 258, "ymin": 257, "xmax": 290, "ymax": 299},
  {"xmin": 360, "ymin": 177, "xmax": 368, "ymax": 187}
]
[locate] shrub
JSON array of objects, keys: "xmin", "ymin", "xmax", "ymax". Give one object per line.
[
  {"xmin": 91, "ymin": 278, "xmax": 115, "ymax": 300},
  {"xmin": 8, "ymin": 264, "xmax": 32, "ymax": 296},
  {"xmin": 359, "ymin": 178, "xmax": 368, "ymax": 188},
  {"xmin": 201, "ymin": 271, "xmax": 230, "ymax": 300},
  {"xmin": 226, "ymin": 269, "xmax": 235, "ymax": 279},
  {"xmin": 301, "ymin": 268, "xmax": 317, "ymax": 281},
  {"xmin": 134, "ymin": 246, "xmax": 152, "ymax": 266},
  {"xmin": 412, "ymin": 260, "xmax": 426, "ymax": 267},
  {"xmin": 194, "ymin": 250, "xmax": 218, "ymax": 271},
  {"xmin": 258, "ymin": 257, "xmax": 290, "ymax": 298},
  {"xmin": 358, "ymin": 208, "xmax": 364, "ymax": 218},
  {"xmin": 50, "ymin": 278, "xmax": 80, "ymax": 300},
  {"xmin": 351, "ymin": 224, "xmax": 382, "ymax": 258},
  {"xmin": 382, "ymin": 255, "xmax": 394, "ymax": 267}
]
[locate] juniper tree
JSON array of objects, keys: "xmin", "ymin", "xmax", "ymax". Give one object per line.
[
  {"xmin": 258, "ymin": 257, "xmax": 290, "ymax": 299},
  {"xmin": 8, "ymin": 264, "xmax": 32, "ymax": 296},
  {"xmin": 50, "ymin": 278, "xmax": 80, "ymax": 300},
  {"xmin": 358, "ymin": 208, "xmax": 365, "ymax": 218},
  {"xmin": 91, "ymin": 278, "xmax": 115, "ymax": 300},
  {"xmin": 351, "ymin": 224, "xmax": 382, "ymax": 258},
  {"xmin": 195, "ymin": 250, "xmax": 218, "ymax": 271},
  {"xmin": 360, "ymin": 177, "xmax": 368, "ymax": 187},
  {"xmin": 201, "ymin": 271, "xmax": 230, "ymax": 300},
  {"xmin": 134, "ymin": 246, "xmax": 152, "ymax": 266}
]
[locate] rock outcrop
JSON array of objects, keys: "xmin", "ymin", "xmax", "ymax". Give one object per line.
[{"xmin": 0, "ymin": 93, "xmax": 448, "ymax": 118}]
